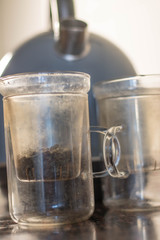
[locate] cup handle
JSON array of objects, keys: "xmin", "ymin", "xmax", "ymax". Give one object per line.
[{"xmin": 91, "ymin": 126, "xmax": 129, "ymax": 179}]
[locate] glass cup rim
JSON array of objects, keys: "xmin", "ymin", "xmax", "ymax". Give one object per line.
[
  {"xmin": 0, "ymin": 71, "xmax": 91, "ymax": 97},
  {"xmin": 0, "ymin": 71, "xmax": 90, "ymax": 83},
  {"xmin": 93, "ymin": 74, "xmax": 160, "ymax": 99},
  {"xmin": 94, "ymin": 74, "xmax": 160, "ymax": 86}
]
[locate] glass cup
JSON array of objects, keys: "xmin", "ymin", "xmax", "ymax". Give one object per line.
[
  {"xmin": 0, "ymin": 72, "xmax": 124, "ymax": 226},
  {"xmin": 93, "ymin": 75, "xmax": 160, "ymax": 211}
]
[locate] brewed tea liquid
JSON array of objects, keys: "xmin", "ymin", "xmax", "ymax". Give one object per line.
[{"xmin": 11, "ymin": 174, "xmax": 94, "ymax": 224}]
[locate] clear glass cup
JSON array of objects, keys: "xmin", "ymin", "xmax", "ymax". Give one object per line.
[
  {"xmin": 0, "ymin": 72, "xmax": 124, "ymax": 226},
  {"xmin": 93, "ymin": 75, "xmax": 160, "ymax": 211}
]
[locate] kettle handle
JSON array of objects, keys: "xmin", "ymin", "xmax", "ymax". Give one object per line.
[
  {"xmin": 91, "ymin": 126, "xmax": 129, "ymax": 179},
  {"xmin": 50, "ymin": 0, "xmax": 75, "ymax": 40}
]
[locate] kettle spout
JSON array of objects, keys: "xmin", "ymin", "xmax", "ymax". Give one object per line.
[
  {"xmin": 50, "ymin": 0, "xmax": 90, "ymax": 61},
  {"xmin": 56, "ymin": 19, "xmax": 90, "ymax": 61}
]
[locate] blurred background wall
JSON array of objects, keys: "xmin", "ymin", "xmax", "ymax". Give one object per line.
[
  {"xmin": 0, "ymin": 0, "xmax": 50, "ymax": 59},
  {"xmin": 0, "ymin": 0, "xmax": 160, "ymax": 74}
]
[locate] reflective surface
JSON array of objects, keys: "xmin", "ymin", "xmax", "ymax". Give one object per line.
[
  {"xmin": 1, "ymin": 204, "xmax": 160, "ymax": 240},
  {"xmin": 95, "ymin": 207, "xmax": 160, "ymax": 240},
  {"xmin": 1, "ymin": 165, "xmax": 160, "ymax": 239}
]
